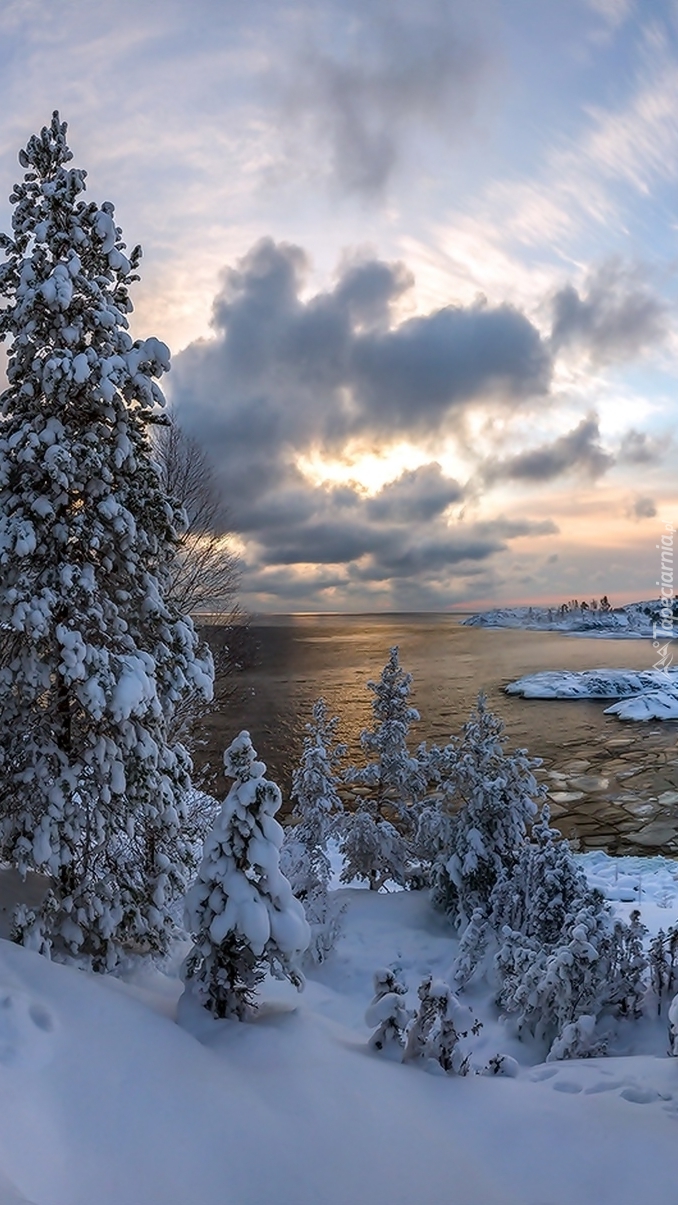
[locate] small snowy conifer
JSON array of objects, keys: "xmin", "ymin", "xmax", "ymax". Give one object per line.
[
  {"xmin": 341, "ymin": 647, "xmax": 427, "ymax": 889},
  {"xmin": 649, "ymin": 925, "xmax": 678, "ymax": 1015},
  {"xmin": 281, "ymin": 699, "xmax": 345, "ymax": 961},
  {"xmin": 365, "ymin": 967, "xmax": 410, "ymax": 1054},
  {"xmin": 450, "ymin": 907, "xmax": 491, "ymax": 991},
  {"xmin": 183, "ymin": 732, "xmax": 310, "ymax": 1019},
  {"xmin": 431, "ymin": 694, "xmax": 541, "ymax": 927},
  {"xmin": 490, "ymin": 805, "xmax": 592, "ymax": 945},
  {"xmin": 403, "ymin": 974, "xmax": 479, "ymax": 1073},
  {"xmin": 0, "ymin": 114, "xmax": 213, "ymax": 968}
]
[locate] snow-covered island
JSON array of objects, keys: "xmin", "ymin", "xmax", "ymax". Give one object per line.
[
  {"xmin": 506, "ymin": 669, "xmax": 678, "ymax": 722},
  {"xmin": 464, "ymin": 598, "xmax": 677, "ymax": 639}
]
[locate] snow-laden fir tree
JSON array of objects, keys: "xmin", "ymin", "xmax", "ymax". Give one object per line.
[
  {"xmin": 430, "ymin": 694, "xmax": 542, "ymax": 927},
  {"xmin": 280, "ymin": 699, "xmax": 344, "ymax": 960},
  {"xmin": 365, "ymin": 967, "xmax": 410, "ymax": 1054},
  {"xmin": 450, "ymin": 906, "xmax": 491, "ymax": 992},
  {"xmin": 489, "ymin": 805, "xmax": 592, "ymax": 945},
  {"xmin": 0, "ymin": 113, "xmax": 213, "ymax": 969},
  {"xmin": 183, "ymin": 731, "xmax": 310, "ymax": 1019},
  {"xmin": 482, "ymin": 806, "xmax": 648, "ymax": 1058},
  {"xmin": 340, "ymin": 647, "xmax": 428, "ymax": 890},
  {"xmin": 668, "ymin": 992, "xmax": 678, "ymax": 1056},
  {"xmin": 495, "ymin": 899, "xmax": 648, "ymax": 1060},
  {"xmin": 648, "ymin": 925, "xmax": 678, "ymax": 1016}
]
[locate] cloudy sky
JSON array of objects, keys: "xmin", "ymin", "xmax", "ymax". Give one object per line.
[{"xmin": 1, "ymin": 0, "xmax": 677, "ymax": 612}]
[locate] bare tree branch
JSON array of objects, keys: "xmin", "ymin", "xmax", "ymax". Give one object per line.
[
  {"xmin": 151, "ymin": 416, "xmax": 254, "ymax": 775},
  {"xmin": 151, "ymin": 415, "xmax": 242, "ymax": 622}
]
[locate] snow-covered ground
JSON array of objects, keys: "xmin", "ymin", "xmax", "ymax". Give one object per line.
[
  {"xmin": 507, "ymin": 669, "xmax": 678, "ymax": 722},
  {"xmin": 464, "ymin": 598, "xmax": 676, "ymax": 639},
  {"xmin": 2, "ymin": 857, "xmax": 678, "ymax": 1205}
]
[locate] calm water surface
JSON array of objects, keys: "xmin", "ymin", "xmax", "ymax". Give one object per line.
[{"xmin": 198, "ymin": 614, "xmax": 678, "ymax": 855}]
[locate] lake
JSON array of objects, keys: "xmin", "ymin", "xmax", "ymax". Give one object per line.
[{"xmin": 196, "ymin": 614, "xmax": 678, "ymax": 856}]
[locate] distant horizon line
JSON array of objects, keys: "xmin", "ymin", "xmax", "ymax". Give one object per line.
[{"xmin": 193, "ymin": 596, "xmax": 660, "ymax": 621}]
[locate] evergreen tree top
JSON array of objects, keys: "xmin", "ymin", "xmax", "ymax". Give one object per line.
[
  {"xmin": 0, "ymin": 110, "xmax": 168, "ymax": 417},
  {"xmin": 366, "ymin": 646, "xmax": 420, "ymax": 726}
]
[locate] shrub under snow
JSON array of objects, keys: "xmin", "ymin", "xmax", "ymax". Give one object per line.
[{"xmin": 365, "ymin": 967, "xmax": 411, "ymax": 1054}]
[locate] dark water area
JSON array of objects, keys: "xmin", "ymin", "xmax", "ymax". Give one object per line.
[{"xmin": 197, "ymin": 614, "xmax": 678, "ymax": 856}]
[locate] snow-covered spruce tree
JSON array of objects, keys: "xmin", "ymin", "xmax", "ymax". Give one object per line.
[
  {"xmin": 365, "ymin": 967, "xmax": 410, "ymax": 1054},
  {"xmin": 450, "ymin": 906, "xmax": 491, "ymax": 992},
  {"xmin": 402, "ymin": 974, "xmax": 442, "ymax": 1064},
  {"xmin": 430, "ymin": 694, "xmax": 542, "ymax": 927},
  {"xmin": 489, "ymin": 805, "xmax": 592, "ymax": 945},
  {"xmin": 649, "ymin": 925, "xmax": 678, "ymax": 1015},
  {"xmin": 280, "ymin": 699, "xmax": 345, "ymax": 962},
  {"xmin": 668, "ymin": 993, "xmax": 678, "ymax": 1056},
  {"xmin": 340, "ymin": 647, "xmax": 428, "ymax": 890},
  {"xmin": 495, "ymin": 900, "xmax": 648, "ymax": 1060},
  {"xmin": 183, "ymin": 732, "xmax": 310, "ymax": 1019},
  {"xmin": 0, "ymin": 113, "xmax": 213, "ymax": 969}
]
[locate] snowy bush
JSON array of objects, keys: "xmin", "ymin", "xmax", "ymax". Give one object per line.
[
  {"xmin": 280, "ymin": 699, "xmax": 345, "ymax": 961},
  {"xmin": 480, "ymin": 1053, "xmax": 519, "ymax": 1077},
  {"xmin": 668, "ymin": 993, "xmax": 678, "ymax": 1056},
  {"xmin": 430, "ymin": 694, "xmax": 542, "ymax": 927},
  {"xmin": 183, "ymin": 732, "xmax": 310, "ymax": 1019},
  {"xmin": 649, "ymin": 925, "xmax": 678, "ymax": 1015},
  {"xmin": 340, "ymin": 647, "xmax": 429, "ymax": 890},
  {"xmin": 403, "ymin": 974, "xmax": 480, "ymax": 1074},
  {"xmin": 0, "ymin": 113, "xmax": 214, "ymax": 969},
  {"xmin": 366, "ymin": 968, "xmax": 411, "ymax": 1054},
  {"xmin": 339, "ymin": 809, "xmax": 409, "ymax": 893},
  {"xmin": 495, "ymin": 900, "xmax": 648, "ymax": 1060}
]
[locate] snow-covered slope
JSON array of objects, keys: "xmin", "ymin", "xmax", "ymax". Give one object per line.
[{"xmin": 1, "ymin": 876, "xmax": 678, "ymax": 1205}]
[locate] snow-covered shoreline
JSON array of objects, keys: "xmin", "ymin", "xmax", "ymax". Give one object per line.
[{"xmin": 506, "ymin": 669, "xmax": 678, "ymax": 722}]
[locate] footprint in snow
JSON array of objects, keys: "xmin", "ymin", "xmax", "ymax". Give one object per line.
[
  {"xmin": 529, "ymin": 1066, "xmax": 559, "ymax": 1082},
  {"xmin": 551, "ymin": 1079, "xmax": 583, "ymax": 1094},
  {"xmin": 583, "ymin": 1081, "xmax": 625, "ymax": 1095},
  {"xmin": 620, "ymin": 1086, "xmax": 665, "ymax": 1105},
  {"xmin": 0, "ymin": 991, "xmax": 57, "ymax": 1070}
]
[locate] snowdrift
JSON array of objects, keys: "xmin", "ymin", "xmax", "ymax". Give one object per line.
[{"xmin": 1, "ymin": 879, "xmax": 678, "ymax": 1204}]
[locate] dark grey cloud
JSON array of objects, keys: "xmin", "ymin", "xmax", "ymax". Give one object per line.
[
  {"xmin": 352, "ymin": 301, "xmax": 550, "ymax": 430},
  {"xmin": 618, "ymin": 428, "xmax": 665, "ymax": 464},
  {"xmin": 276, "ymin": 0, "xmax": 491, "ymax": 194},
  {"xmin": 169, "ymin": 237, "xmax": 555, "ymax": 605},
  {"xmin": 366, "ymin": 463, "xmax": 462, "ymax": 523},
  {"xmin": 171, "ymin": 237, "xmax": 551, "ymax": 511},
  {"xmin": 483, "ymin": 417, "xmax": 613, "ymax": 484},
  {"xmin": 627, "ymin": 495, "xmax": 657, "ymax": 520},
  {"xmin": 550, "ymin": 261, "xmax": 668, "ymax": 364}
]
